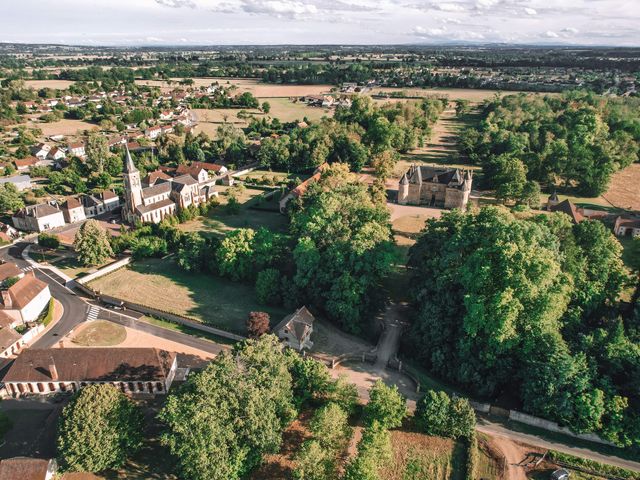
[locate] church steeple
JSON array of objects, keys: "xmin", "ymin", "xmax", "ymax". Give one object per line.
[
  {"xmin": 123, "ymin": 144, "xmax": 138, "ymax": 174},
  {"xmin": 122, "ymin": 144, "xmax": 142, "ymax": 222}
]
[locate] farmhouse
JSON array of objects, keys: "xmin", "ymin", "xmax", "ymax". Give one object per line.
[
  {"xmin": 122, "ymin": 146, "xmax": 216, "ymax": 224},
  {"xmin": 275, "ymin": 306, "xmax": 315, "ymax": 351},
  {"xmin": 31, "ymin": 143, "xmax": 51, "ymax": 160},
  {"xmin": 279, "ymin": 163, "xmax": 328, "ymax": 213},
  {"xmin": 398, "ymin": 165, "xmax": 472, "ymax": 210},
  {"xmin": 47, "ymin": 146, "xmax": 65, "ymax": 161},
  {"xmin": 614, "ymin": 216, "xmax": 640, "ymax": 237},
  {"xmin": 0, "ymin": 273, "xmax": 51, "ymax": 324},
  {"xmin": 549, "ymin": 199, "xmax": 584, "ymax": 224},
  {"xmin": 66, "ymin": 142, "xmax": 86, "ymax": 158},
  {"xmin": 12, "ymin": 203, "xmax": 65, "ymax": 232},
  {"xmin": 13, "ymin": 156, "xmax": 39, "ymax": 171},
  {"xmin": 2, "ymin": 347, "xmax": 178, "ymax": 397}
]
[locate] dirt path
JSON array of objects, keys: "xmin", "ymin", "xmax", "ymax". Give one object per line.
[{"xmin": 488, "ymin": 435, "xmax": 532, "ymax": 480}]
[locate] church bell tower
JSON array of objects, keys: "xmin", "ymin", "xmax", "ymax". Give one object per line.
[{"xmin": 122, "ymin": 145, "xmax": 142, "ymax": 221}]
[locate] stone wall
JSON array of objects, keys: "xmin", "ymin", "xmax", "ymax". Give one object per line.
[{"xmin": 77, "ymin": 257, "xmax": 132, "ymax": 285}]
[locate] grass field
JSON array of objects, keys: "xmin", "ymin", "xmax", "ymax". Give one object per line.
[
  {"xmin": 29, "ymin": 118, "xmax": 97, "ymax": 137},
  {"xmin": 178, "ymin": 187, "xmax": 288, "ymax": 237},
  {"xmin": 380, "ymin": 431, "xmax": 465, "ymax": 480},
  {"xmin": 88, "ymin": 258, "xmax": 289, "ymax": 334},
  {"xmin": 23, "ymin": 79, "xmax": 76, "ymax": 90},
  {"xmin": 71, "ymin": 320, "xmax": 127, "ymax": 346}
]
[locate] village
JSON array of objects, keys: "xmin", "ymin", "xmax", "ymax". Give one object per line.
[{"xmin": 0, "ymin": 36, "xmax": 639, "ymax": 480}]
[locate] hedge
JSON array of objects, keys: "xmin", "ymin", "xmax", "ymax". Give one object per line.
[
  {"xmin": 548, "ymin": 451, "xmax": 638, "ymax": 480},
  {"xmin": 465, "ymin": 432, "xmax": 478, "ymax": 480},
  {"xmin": 42, "ymin": 298, "xmax": 55, "ymax": 326}
]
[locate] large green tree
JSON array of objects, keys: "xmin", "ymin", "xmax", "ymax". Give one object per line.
[
  {"xmin": 57, "ymin": 384, "xmax": 142, "ymax": 472},
  {"xmin": 159, "ymin": 335, "xmax": 296, "ymax": 480},
  {"xmin": 74, "ymin": 219, "xmax": 114, "ymax": 266}
]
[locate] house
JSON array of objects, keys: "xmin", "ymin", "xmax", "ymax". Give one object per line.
[
  {"xmin": 81, "ymin": 190, "xmax": 120, "ymax": 217},
  {"xmin": 47, "ymin": 146, "xmax": 65, "ymax": 161},
  {"xmin": 178, "ymin": 161, "xmax": 227, "ymax": 176},
  {"xmin": 108, "ymin": 135, "xmax": 128, "ymax": 148},
  {"xmin": 31, "ymin": 143, "xmax": 51, "ymax": 160},
  {"xmin": 159, "ymin": 110, "xmax": 173, "ymax": 121},
  {"xmin": 145, "ymin": 125, "xmax": 163, "ymax": 139},
  {"xmin": 60, "ymin": 197, "xmax": 86, "ymax": 223},
  {"xmin": 13, "ymin": 156, "xmax": 39, "ymax": 172},
  {"xmin": 0, "ymin": 326, "xmax": 25, "ymax": 359},
  {"xmin": 0, "ymin": 273, "xmax": 51, "ymax": 324},
  {"xmin": 549, "ymin": 199, "xmax": 584, "ymax": 224},
  {"xmin": 0, "ymin": 262, "xmax": 24, "ymax": 286},
  {"xmin": 398, "ymin": 165, "xmax": 472, "ymax": 210},
  {"xmin": 0, "ymin": 457, "xmax": 57, "ymax": 480},
  {"xmin": 175, "ymin": 163, "xmax": 209, "ymax": 183},
  {"xmin": 122, "ymin": 146, "xmax": 216, "ymax": 224},
  {"xmin": 279, "ymin": 164, "xmax": 328, "ymax": 213},
  {"xmin": 12, "ymin": 203, "xmax": 65, "ymax": 232},
  {"xmin": 0, "ymin": 174, "xmax": 32, "ymax": 191},
  {"xmin": 0, "ymin": 222, "xmax": 19, "ymax": 243},
  {"xmin": 143, "ymin": 169, "xmax": 172, "ymax": 187},
  {"xmin": 275, "ymin": 306, "xmax": 315, "ymax": 351},
  {"xmin": 2, "ymin": 347, "xmax": 178, "ymax": 397},
  {"xmin": 67, "ymin": 142, "xmax": 86, "ymax": 158},
  {"xmin": 614, "ymin": 216, "xmax": 640, "ymax": 237}
]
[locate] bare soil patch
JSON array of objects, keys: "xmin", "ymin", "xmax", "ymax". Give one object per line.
[
  {"xmin": 23, "ymin": 79, "xmax": 76, "ymax": 90},
  {"xmin": 602, "ymin": 163, "xmax": 640, "ymax": 211}
]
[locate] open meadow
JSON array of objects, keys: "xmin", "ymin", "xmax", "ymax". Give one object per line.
[{"xmin": 87, "ymin": 257, "xmax": 289, "ymax": 334}]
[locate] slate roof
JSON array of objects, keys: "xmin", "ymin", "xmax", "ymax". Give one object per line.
[
  {"xmin": 3, "ymin": 348, "xmax": 176, "ymax": 383},
  {"xmin": 275, "ymin": 306, "xmax": 315, "ymax": 343},
  {"xmin": 136, "ymin": 198, "xmax": 175, "ymax": 215},
  {"xmin": 407, "ymin": 165, "xmax": 466, "ymax": 186},
  {"xmin": 142, "ymin": 182, "xmax": 171, "ymax": 199},
  {"xmin": 13, "ymin": 203, "xmax": 61, "ymax": 219}
]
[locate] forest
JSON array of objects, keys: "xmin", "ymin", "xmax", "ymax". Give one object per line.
[
  {"xmin": 406, "ymin": 207, "xmax": 639, "ymax": 446},
  {"xmin": 460, "ymin": 92, "xmax": 640, "ymax": 196}
]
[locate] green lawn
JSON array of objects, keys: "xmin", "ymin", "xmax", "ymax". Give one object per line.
[
  {"xmin": 141, "ymin": 316, "xmax": 237, "ymax": 346},
  {"xmin": 178, "ymin": 188, "xmax": 288, "ymax": 238},
  {"xmin": 88, "ymin": 258, "xmax": 289, "ymax": 335},
  {"xmin": 71, "ymin": 320, "xmax": 127, "ymax": 346}
]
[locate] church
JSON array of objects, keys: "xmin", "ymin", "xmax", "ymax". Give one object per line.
[
  {"xmin": 121, "ymin": 146, "xmax": 217, "ymax": 224},
  {"xmin": 398, "ymin": 165, "xmax": 472, "ymax": 210}
]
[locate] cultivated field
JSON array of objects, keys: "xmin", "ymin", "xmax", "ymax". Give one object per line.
[
  {"xmin": 87, "ymin": 258, "xmax": 289, "ymax": 334},
  {"xmin": 23, "ymin": 79, "xmax": 76, "ymax": 90},
  {"xmin": 29, "ymin": 119, "xmax": 97, "ymax": 137}
]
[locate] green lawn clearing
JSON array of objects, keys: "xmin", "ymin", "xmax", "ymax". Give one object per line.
[{"xmin": 88, "ymin": 258, "xmax": 289, "ymax": 335}]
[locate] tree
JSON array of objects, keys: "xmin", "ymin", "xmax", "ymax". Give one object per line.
[
  {"xmin": 310, "ymin": 403, "xmax": 349, "ymax": 450},
  {"xmin": 57, "ymin": 384, "xmax": 142, "ymax": 472},
  {"xmin": 85, "ymin": 131, "xmax": 110, "ymax": 174},
  {"xmin": 255, "ymin": 268, "xmax": 282, "ymax": 305},
  {"xmin": 0, "ymin": 183, "xmax": 24, "ymax": 213},
  {"xmin": 159, "ymin": 335, "xmax": 296, "ymax": 480},
  {"xmin": 74, "ymin": 219, "xmax": 114, "ymax": 266},
  {"xmin": 216, "ymin": 228, "xmax": 256, "ymax": 281},
  {"xmin": 293, "ymin": 440, "xmax": 333, "ymax": 480},
  {"xmin": 343, "ymin": 422, "xmax": 392, "ymax": 480},
  {"xmin": 288, "ymin": 354, "xmax": 333, "ymax": 406},
  {"xmin": 491, "ymin": 155, "xmax": 528, "ymax": 204},
  {"xmin": 247, "ymin": 311, "xmax": 270, "ymax": 338},
  {"xmin": 363, "ymin": 380, "xmax": 407, "ymax": 429},
  {"xmin": 262, "ymin": 101, "xmax": 271, "ymax": 114},
  {"xmin": 455, "ymin": 99, "xmax": 470, "ymax": 117},
  {"xmin": 415, "ymin": 390, "xmax": 451, "ymax": 437}
]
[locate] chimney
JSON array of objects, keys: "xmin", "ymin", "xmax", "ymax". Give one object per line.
[
  {"xmin": 1, "ymin": 289, "xmax": 12, "ymax": 308},
  {"xmin": 49, "ymin": 361, "xmax": 59, "ymax": 381}
]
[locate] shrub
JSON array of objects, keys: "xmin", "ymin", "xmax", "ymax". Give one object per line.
[
  {"xmin": 415, "ymin": 390, "xmax": 476, "ymax": 439},
  {"xmin": 38, "ymin": 232, "xmax": 60, "ymax": 249},
  {"xmin": 310, "ymin": 403, "xmax": 350, "ymax": 450}
]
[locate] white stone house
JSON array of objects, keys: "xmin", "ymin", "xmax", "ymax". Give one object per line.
[
  {"xmin": 0, "ymin": 273, "xmax": 51, "ymax": 324},
  {"xmin": 31, "ymin": 143, "xmax": 51, "ymax": 160},
  {"xmin": 61, "ymin": 197, "xmax": 86, "ymax": 223},
  {"xmin": 614, "ymin": 216, "xmax": 640, "ymax": 238},
  {"xmin": 12, "ymin": 203, "xmax": 65, "ymax": 232},
  {"xmin": 275, "ymin": 306, "xmax": 315, "ymax": 351},
  {"xmin": 81, "ymin": 190, "xmax": 120, "ymax": 218},
  {"xmin": 3, "ymin": 348, "xmax": 178, "ymax": 397},
  {"xmin": 66, "ymin": 142, "xmax": 86, "ymax": 158},
  {"xmin": 0, "ymin": 175, "xmax": 32, "ymax": 191}
]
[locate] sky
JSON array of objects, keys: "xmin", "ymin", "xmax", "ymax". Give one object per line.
[{"xmin": 2, "ymin": 0, "xmax": 639, "ymax": 46}]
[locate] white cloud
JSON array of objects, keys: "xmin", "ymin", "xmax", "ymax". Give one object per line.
[
  {"xmin": 561, "ymin": 27, "xmax": 578, "ymax": 34},
  {"xmin": 544, "ymin": 30, "xmax": 559, "ymax": 38},
  {"xmin": 524, "ymin": 7, "xmax": 537, "ymax": 15},
  {"xmin": 155, "ymin": 0, "xmax": 195, "ymax": 7},
  {"xmin": 145, "ymin": 36, "xmax": 164, "ymax": 41},
  {"xmin": 435, "ymin": 2, "xmax": 467, "ymax": 12}
]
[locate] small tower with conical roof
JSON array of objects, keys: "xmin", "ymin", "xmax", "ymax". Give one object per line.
[
  {"xmin": 122, "ymin": 145, "xmax": 142, "ymax": 222},
  {"xmin": 547, "ymin": 190, "xmax": 560, "ymax": 211},
  {"xmin": 398, "ymin": 172, "xmax": 409, "ymax": 204}
]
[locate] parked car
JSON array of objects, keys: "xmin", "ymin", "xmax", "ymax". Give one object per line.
[{"xmin": 551, "ymin": 469, "xmax": 570, "ymax": 480}]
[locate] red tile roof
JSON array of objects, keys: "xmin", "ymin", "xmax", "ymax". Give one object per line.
[{"xmin": 3, "ymin": 274, "xmax": 49, "ymax": 310}]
